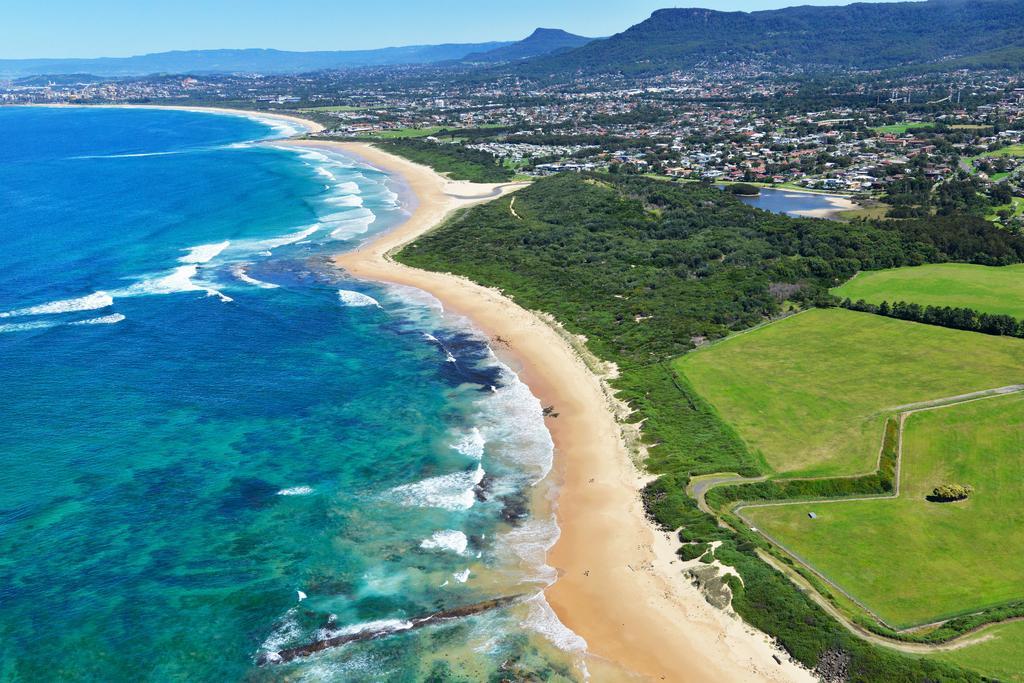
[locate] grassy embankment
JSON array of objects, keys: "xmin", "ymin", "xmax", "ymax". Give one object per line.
[
  {"xmin": 395, "ymin": 172, "xmax": 1024, "ymax": 681},
  {"xmin": 745, "ymin": 391, "xmax": 1024, "ymax": 628},
  {"xmin": 833, "ymin": 263, "xmax": 1024, "ymax": 318}
]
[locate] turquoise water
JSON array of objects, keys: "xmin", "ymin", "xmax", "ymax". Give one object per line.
[{"xmin": 0, "ymin": 107, "xmax": 581, "ymax": 681}]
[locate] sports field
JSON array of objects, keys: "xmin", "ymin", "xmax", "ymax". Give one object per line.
[
  {"xmin": 833, "ymin": 263, "xmax": 1024, "ymax": 318},
  {"xmin": 744, "ymin": 392, "xmax": 1024, "ymax": 627},
  {"xmin": 677, "ymin": 308, "xmax": 1024, "ymax": 476},
  {"xmin": 933, "ymin": 620, "xmax": 1024, "ymax": 682}
]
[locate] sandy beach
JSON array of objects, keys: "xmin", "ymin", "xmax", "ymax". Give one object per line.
[{"xmin": 308, "ymin": 140, "xmax": 814, "ymax": 682}]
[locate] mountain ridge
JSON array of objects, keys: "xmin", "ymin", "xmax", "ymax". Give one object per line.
[
  {"xmin": 461, "ymin": 28, "xmax": 594, "ymax": 63},
  {"xmin": 0, "ymin": 42, "xmax": 515, "ymax": 78},
  {"xmin": 521, "ymin": 0, "xmax": 1024, "ymax": 75}
]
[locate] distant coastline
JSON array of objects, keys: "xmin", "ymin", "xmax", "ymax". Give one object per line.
[{"xmin": 6, "ymin": 102, "xmax": 325, "ymax": 136}]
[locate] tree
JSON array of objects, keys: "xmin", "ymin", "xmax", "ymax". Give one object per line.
[{"xmin": 930, "ymin": 483, "xmax": 973, "ymax": 502}]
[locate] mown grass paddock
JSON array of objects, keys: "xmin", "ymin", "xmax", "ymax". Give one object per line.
[
  {"xmin": 934, "ymin": 619, "xmax": 1024, "ymax": 682},
  {"xmin": 833, "ymin": 263, "xmax": 1024, "ymax": 319},
  {"xmin": 677, "ymin": 308, "xmax": 1024, "ymax": 477},
  {"xmin": 744, "ymin": 391, "xmax": 1024, "ymax": 628}
]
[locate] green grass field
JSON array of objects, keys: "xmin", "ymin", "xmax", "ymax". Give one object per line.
[
  {"xmin": 873, "ymin": 123, "xmax": 934, "ymax": 134},
  {"xmin": 745, "ymin": 392, "xmax": 1024, "ymax": 627},
  {"xmin": 932, "ymin": 620, "xmax": 1024, "ymax": 682},
  {"xmin": 677, "ymin": 308, "xmax": 1024, "ymax": 476},
  {"xmin": 832, "ymin": 263, "xmax": 1024, "ymax": 318},
  {"xmin": 358, "ymin": 127, "xmax": 444, "ymax": 139},
  {"xmin": 299, "ymin": 105, "xmax": 368, "ymax": 112}
]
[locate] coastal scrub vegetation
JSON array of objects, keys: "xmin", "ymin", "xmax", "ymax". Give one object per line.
[
  {"xmin": 375, "ymin": 139, "xmax": 513, "ymax": 183},
  {"xmin": 397, "ymin": 173, "xmax": 1024, "ymax": 680}
]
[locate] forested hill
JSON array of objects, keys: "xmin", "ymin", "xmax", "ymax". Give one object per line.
[
  {"xmin": 461, "ymin": 29, "xmax": 593, "ymax": 63},
  {"xmin": 523, "ymin": 0, "xmax": 1024, "ymax": 76}
]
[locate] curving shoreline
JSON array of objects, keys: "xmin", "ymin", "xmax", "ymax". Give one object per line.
[{"xmin": 315, "ymin": 140, "xmax": 814, "ymax": 682}]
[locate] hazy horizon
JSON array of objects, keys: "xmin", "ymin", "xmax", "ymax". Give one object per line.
[{"xmin": 2, "ymin": 0, "xmax": 914, "ymax": 60}]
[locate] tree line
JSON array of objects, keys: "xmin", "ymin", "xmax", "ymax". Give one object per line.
[{"xmin": 840, "ymin": 298, "xmax": 1024, "ymax": 338}]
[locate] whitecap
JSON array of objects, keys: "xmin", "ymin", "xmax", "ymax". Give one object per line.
[
  {"xmin": 452, "ymin": 569, "xmax": 471, "ymax": 583},
  {"xmin": 315, "ymin": 167, "xmax": 337, "ymax": 182},
  {"xmin": 338, "ymin": 290, "xmax": 381, "ymax": 308},
  {"xmin": 120, "ymin": 264, "xmax": 201, "ymax": 296},
  {"xmin": 277, "ymin": 486, "xmax": 314, "ymax": 496},
  {"xmin": 179, "ymin": 240, "xmax": 230, "ymax": 264},
  {"xmin": 231, "ymin": 265, "xmax": 279, "ymax": 289},
  {"xmin": 325, "ymin": 208, "xmax": 376, "ymax": 239},
  {"xmin": 118, "ymin": 264, "xmax": 231, "ymax": 303},
  {"xmin": 0, "ymin": 320, "xmax": 59, "ymax": 334},
  {"xmin": 420, "ymin": 530, "xmax": 469, "ymax": 555},
  {"xmin": 324, "ymin": 194, "xmax": 363, "ymax": 207},
  {"xmin": 70, "ymin": 313, "xmax": 125, "ymax": 326},
  {"xmin": 254, "ymin": 225, "xmax": 320, "ymax": 251},
  {"xmin": 0, "ymin": 291, "xmax": 113, "ymax": 318},
  {"xmin": 389, "ymin": 465, "xmax": 484, "ymax": 511}
]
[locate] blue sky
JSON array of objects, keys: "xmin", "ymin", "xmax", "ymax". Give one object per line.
[{"xmin": 1, "ymin": 0, "xmax": 908, "ymax": 59}]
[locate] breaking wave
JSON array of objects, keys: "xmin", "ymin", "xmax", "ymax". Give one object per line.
[
  {"xmin": 337, "ymin": 290, "xmax": 381, "ymax": 308},
  {"xmin": 0, "ymin": 292, "xmax": 113, "ymax": 318}
]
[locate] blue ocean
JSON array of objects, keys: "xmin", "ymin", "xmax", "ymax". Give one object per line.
[{"xmin": 0, "ymin": 107, "xmax": 581, "ymax": 681}]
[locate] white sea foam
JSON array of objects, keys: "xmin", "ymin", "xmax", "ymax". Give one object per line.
[
  {"xmin": 521, "ymin": 592, "xmax": 588, "ymax": 652},
  {"xmin": 321, "ymin": 618, "xmax": 414, "ymax": 640},
  {"xmin": 70, "ymin": 313, "xmax": 126, "ymax": 326},
  {"xmin": 260, "ymin": 225, "xmax": 320, "ymax": 250},
  {"xmin": 389, "ymin": 465, "xmax": 484, "ymax": 511},
  {"xmin": 277, "ymin": 486, "xmax": 314, "ymax": 496},
  {"xmin": 179, "ymin": 240, "xmax": 230, "ymax": 264},
  {"xmin": 260, "ymin": 607, "xmax": 303, "ymax": 654},
  {"xmin": 452, "ymin": 569, "xmax": 471, "ymax": 583},
  {"xmin": 451, "ymin": 427, "xmax": 486, "ymax": 460},
  {"xmin": 118, "ymin": 264, "xmax": 231, "ymax": 303},
  {"xmin": 0, "ymin": 291, "xmax": 113, "ymax": 318},
  {"xmin": 498, "ymin": 517, "xmax": 560, "ymax": 586},
  {"xmin": 325, "ymin": 194, "xmax": 363, "ymax": 207},
  {"xmin": 315, "ymin": 167, "xmax": 337, "ymax": 182},
  {"xmin": 326, "ymin": 208, "xmax": 376, "ymax": 239},
  {"xmin": 231, "ymin": 265, "xmax": 279, "ymax": 289},
  {"xmin": 334, "ymin": 181, "xmax": 360, "ymax": 194},
  {"xmin": 0, "ymin": 320, "xmax": 59, "ymax": 334},
  {"xmin": 420, "ymin": 530, "xmax": 469, "ymax": 555},
  {"xmin": 337, "ymin": 290, "xmax": 381, "ymax": 308}
]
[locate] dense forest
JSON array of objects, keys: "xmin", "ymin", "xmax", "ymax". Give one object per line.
[{"xmin": 398, "ymin": 173, "xmax": 1023, "ymax": 681}]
